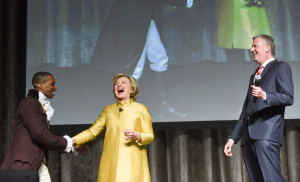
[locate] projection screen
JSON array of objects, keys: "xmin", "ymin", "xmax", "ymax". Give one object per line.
[{"xmin": 26, "ymin": 0, "xmax": 300, "ymax": 125}]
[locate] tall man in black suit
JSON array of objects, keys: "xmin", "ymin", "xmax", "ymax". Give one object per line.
[{"xmin": 224, "ymin": 34, "xmax": 294, "ymax": 182}]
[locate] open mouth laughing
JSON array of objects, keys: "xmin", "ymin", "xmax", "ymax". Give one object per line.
[{"xmin": 117, "ymin": 88, "xmax": 124, "ymax": 94}]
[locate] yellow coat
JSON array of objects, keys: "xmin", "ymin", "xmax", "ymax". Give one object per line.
[{"xmin": 74, "ymin": 99, "xmax": 154, "ymax": 182}]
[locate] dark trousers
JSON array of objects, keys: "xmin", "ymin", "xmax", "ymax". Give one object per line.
[{"xmin": 242, "ymin": 128, "xmax": 284, "ymax": 182}]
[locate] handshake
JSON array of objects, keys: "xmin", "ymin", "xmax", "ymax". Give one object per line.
[
  {"xmin": 63, "ymin": 135, "xmax": 87, "ymax": 156},
  {"xmin": 72, "ymin": 137, "xmax": 87, "ymax": 154}
]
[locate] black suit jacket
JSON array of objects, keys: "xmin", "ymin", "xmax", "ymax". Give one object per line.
[{"xmin": 230, "ymin": 60, "xmax": 294, "ymax": 145}]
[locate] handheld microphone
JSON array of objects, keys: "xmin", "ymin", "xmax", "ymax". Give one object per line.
[
  {"xmin": 119, "ymin": 108, "xmax": 123, "ymax": 112},
  {"xmin": 253, "ymin": 75, "xmax": 261, "ymax": 102},
  {"xmin": 254, "ymin": 75, "xmax": 261, "ymax": 87}
]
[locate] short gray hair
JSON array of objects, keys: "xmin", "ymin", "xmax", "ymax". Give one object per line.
[{"xmin": 253, "ymin": 34, "xmax": 275, "ymax": 56}]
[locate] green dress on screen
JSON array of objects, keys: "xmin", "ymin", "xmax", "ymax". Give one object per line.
[{"xmin": 217, "ymin": 0, "xmax": 271, "ymax": 49}]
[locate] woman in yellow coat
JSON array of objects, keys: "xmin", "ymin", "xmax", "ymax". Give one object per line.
[{"xmin": 72, "ymin": 73, "xmax": 154, "ymax": 182}]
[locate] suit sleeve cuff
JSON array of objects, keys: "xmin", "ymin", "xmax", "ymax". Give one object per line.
[
  {"xmin": 229, "ymin": 139, "xmax": 234, "ymax": 143},
  {"xmin": 263, "ymin": 91, "xmax": 267, "ymax": 101}
]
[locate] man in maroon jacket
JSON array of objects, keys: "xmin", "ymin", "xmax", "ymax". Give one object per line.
[{"xmin": 1, "ymin": 72, "xmax": 73, "ymax": 182}]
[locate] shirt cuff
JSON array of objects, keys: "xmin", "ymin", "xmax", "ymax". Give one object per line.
[
  {"xmin": 263, "ymin": 91, "xmax": 267, "ymax": 101},
  {"xmin": 63, "ymin": 135, "xmax": 73, "ymax": 153}
]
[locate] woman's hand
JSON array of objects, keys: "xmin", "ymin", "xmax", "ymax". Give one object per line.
[
  {"xmin": 123, "ymin": 129, "xmax": 141, "ymax": 142},
  {"xmin": 72, "ymin": 137, "xmax": 77, "ymax": 145}
]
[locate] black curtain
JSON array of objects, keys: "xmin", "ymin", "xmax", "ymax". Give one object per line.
[{"xmin": 0, "ymin": 0, "xmax": 26, "ymax": 162}]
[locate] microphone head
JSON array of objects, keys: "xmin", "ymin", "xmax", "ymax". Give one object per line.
[
  {"xmin": 254, "ymin": 75, "xmax": 261, "ymax": 87},
  {"xmin": 255, "ymin": 74, "xmax": 261, "ymax": 80}
]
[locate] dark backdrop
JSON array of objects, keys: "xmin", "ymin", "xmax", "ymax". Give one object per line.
[{"xmin": 1, "ymin": 1, "xmax": 300, "ymax": 181}]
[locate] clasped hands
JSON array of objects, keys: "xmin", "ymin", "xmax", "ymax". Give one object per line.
[{"xmin": 123, "ymin": 129, "xmax": 141, "ymax": 142}]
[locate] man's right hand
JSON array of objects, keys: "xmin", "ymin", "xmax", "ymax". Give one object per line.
[{"xmin": 224, "ymin": 139, "xmax": 234, "ymax": 157}]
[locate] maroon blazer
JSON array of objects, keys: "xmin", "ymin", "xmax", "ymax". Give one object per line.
[{"xmin": 1, "ymin": 89, "xmax": 67, "ymax": 170}]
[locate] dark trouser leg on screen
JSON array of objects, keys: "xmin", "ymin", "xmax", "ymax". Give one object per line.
[{"xmin": 154, "ymin": 72, "xmax": 186, "ymax": 118}]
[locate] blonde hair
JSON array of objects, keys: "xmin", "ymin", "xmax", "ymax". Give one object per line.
[{"xmin": 113, "ymin": 73, "xmax": 139, "ymax": 101}]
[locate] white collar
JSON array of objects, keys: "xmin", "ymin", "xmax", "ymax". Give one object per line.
[
  {"xmin": 261, "ymin": 58, "xmax": 275, "ymax": 68},
  {"xmin": 38, "ymin": 91, "xmax": 54, "ymax": 121},
  {"xmin": 39, "ymin": 91, "xmax": 48, "ymax": 103}
]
